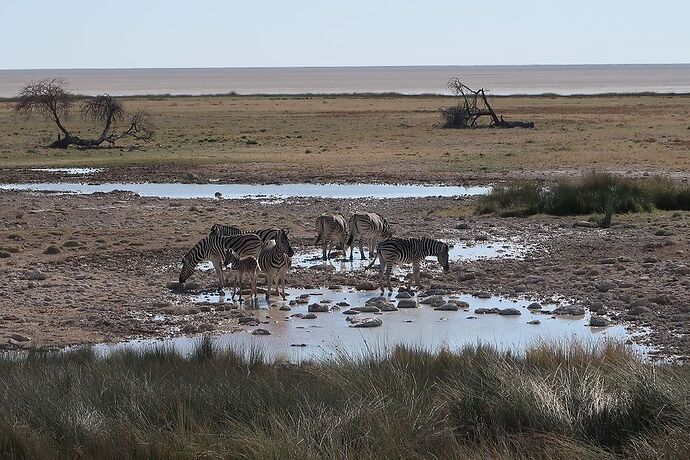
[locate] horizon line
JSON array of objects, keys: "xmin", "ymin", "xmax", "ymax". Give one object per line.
[{"xmin": 2, "ymin": 62, "xmax": 690, "ymax": 72}]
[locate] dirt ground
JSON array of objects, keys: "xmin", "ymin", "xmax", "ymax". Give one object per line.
[
  {"xmin": 0, "ymin": 94, "xmax": 689, "ymax": 358},
  {"xmin": 0, "ymin": 189, "xmax": 688, "ymax": 359},
  {"xmin": 1, "ymin": 94, "xmax": 689, "ymax": 184}
]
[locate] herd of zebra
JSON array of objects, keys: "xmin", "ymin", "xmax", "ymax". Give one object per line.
[{"xmin": 178, "ymin": 212, "xmax": 450, "ymax": 301}]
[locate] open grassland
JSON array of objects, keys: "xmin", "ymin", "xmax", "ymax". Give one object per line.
[
  {"xmin": 1, "ymin": 94, "xmax": 690, "ymax": 183},
  {"xmin": 1, "ymin": 339, "xmax": 689, "ymax": 459}
]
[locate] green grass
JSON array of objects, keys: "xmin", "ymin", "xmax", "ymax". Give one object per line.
[
  {"xmin": 478, "ymin": 173, "xmax": 690, "ymax": 217},
  {"xmin": 0, "ymin": 338, "xmax": 688, "ymax": 459}
]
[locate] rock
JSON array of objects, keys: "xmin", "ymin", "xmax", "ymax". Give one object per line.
[
  {"xmin": 629, "ymin": 305, "xmax": 652, "ymax": 316},
  {"xmin": 424, "ymin": 288, "xmax": 447, "ymax": 296},
  {"xmin": 25, "ymin": 270, "xmax": 46, "ymax": 281},
  {"xmin": 589, "ymin": 316, "xmax": 610, "ymax": 327},
  {"xmin": 9, "ymin": 333, "xmax": 30, "ymax": 342},
  {"xmin": 474, "ymin": 307, "xmax": 499, "ymax": 314},
  {"xmin": 527, "ymin": 320, "xmax": 541, "ymax": 325},
  {"xmin": 337, "ymin": 302, "xmax": 350, "ymax": 307},
  {"xmin": 600, "ymin": 258, "xmax": 616, "ymax": 265},
  {"xmin": 295, "ymin": 298, "xmax": 309, "ymax": 304},
  {"xmin": 238, "ymin": 317, "xmax": 260, "ymax": 326},
  {"xmin": 458, "ymin": 272, "xmax": 476, "ymax": 281},
  {"xmin": 299, "ymin": 294, "xmax": 310, "ymax": 299},
  {"xmin": 252, "ymin": 328, "xmax": 271, "ymax": 335},
  {"xmin": 395, "ymin": 291, "xmax": 412, "ymax": 299},
  {"xmin": 498, "ymin": 308, "xmax": 521, "ymax": 316},
  {"xmin": 650, "ymin": 295, "xmax": 670, "ymax": 305},
  {"xmin": 198, "ymin": 323, "xmax": 214, "ymax": 332},
  {"xmin": 654, "ymin": 229, "xmax": 673, "ymax": 236},
  {"xmin": 214, "ymin": 192, "xmax": 223, "ymax": 198},
  {"xmin": 350, "ymin": 317, "xmax": 383, "ymax": 328},
  {"xmin": 356, "ymin": 281, "xmax": 377, "ymax": 291},
  {"xmin": 0, "ymin": 251, "xmax": 10, "ymax": 259},
  {"xmin": 397, "ymin": 299, "xmax": 418, "ymax": 308},
  {"xmin": 595, "ymin": 281, "xmax": 618, "ymax": 292},
  {"xmin": 553, "ymin": 305, "xmax": 585, "ymax": 316},
  {"xmin": 308, "ymin": 303, "xmax": 329, "ymax": 313},
  {"xmin": 343, "ymin": 309, "xmax": 360, "ymax": 315},
  {"xmin": 43, "ymin": 245, "xmax": 61, "ymax": 255},
  {"xmin": 181, "ymin": 324, "xmax": 198, "ymax": 333},
  {"xmin": 455, "ymin": 222, "xmax": 470, "ymax": 230},
  {"xmin": 527, "ymin": 302, "xmax": 542, "ymax": 310},
  {"xmin": 473, "ymin": 291, "xmax": 492, "ymax": 299},
  {"xmin": 379, "ymin": 303, "xmax": 399, "ymax": 312},
  {"xmin": 279, "ymin": 305, "xmax": 291, "ymax": 311},
  {"xmin": 290, "ymin": 343, "xmax": 307, "ymax": 347},
  {"xmin": 434, "ymin": 303, "xmax": 459, "ymax": 311},
  {"xmin": 419, "ymin": 295, "xmax": 443, "ymax": 305},
  {"xmin": 303, "ymin": 313, "xmax": 318, "ymax": 319},
  {"xmin": 352, "ymin": 305, "xmax": 380, "ymax": 313},
  {"xmin": 62, "ymin": 240, "xmax": 81, "ymax": 248}
]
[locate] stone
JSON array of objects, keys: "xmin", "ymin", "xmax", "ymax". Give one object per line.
[
  {"xmin": 397, "ymin": 299, "xmax": 418, "ymax": 308},
  {"xmin": 0, "ymin": 251, "xmax": 10, "ymax": 259},
  {"xmin": 25, "ymin": 270, "xmax": 46, "ymax": 281},
  {"xmin": 498, "ymin": 308, "xmax": 521, "ymax": 316},
  {"xmin": 198, "ymin": 323, "xmax": 214, "ymax": 332},
  {"xmin": 629, "ymin": 305, "xmax": 652, "ymax": 316},
  {"xmin": 343, "ymin": 309, "xmax": 360, "ymax": 315},
  {"xmin": 238, "ymin": 317, "xmax": 260, "ymax": 326},
  {"xmin": 43, "ymin": 245, "xmax": 61, "ymax": 255},
  {"xmin": 303, "ymin": 313, "xmax": 318, "ymax": 319},
  {"xmin": 553, "ymin": 305, "xmax": 585, "ymax": 316},
  {"xmin": 308, "ymin": 303, "xmax": 329, "ymax": 313},
  {"xmin": 252, "ymin": 328, "xmax": 271, "ymax": 335},
  {"xmin": 527, "ymin": 302, "xmax": 542, "ymax": 310},
  {"xmin": 434, "ymin": 303, "xmax": 459, "ymax": 311},
  {"xmin": 350, "ymin": 317, "xmax": 382, "ymax": 328},
  {"xmin": 356, "ymin": 281, "xmax": 377, "ymax": 291},
  {"xmin": 473, "ymin": 291, "xmax": 492, "ymax": 299},
  {"xmin": 395, "ymin": 291, "xmax": 412, "ymax": 299},
  {"xmin": 279, "ymin": 305, "xmax": 291, "ymax": 311},
  {"xmin": 62, "ymin": 240, "xmax": 81, "ymax": 248},
  {"xmin": 589, "ymin": 316, "xmax": 610, "ymax": 327},
  {"xmin": 379, "ymin": 303, "xmax": 399, "ymax": 311},
  {"xmin": 352, "ymin": 306, "xmax": 380, "ymax": 313},
  {"xmin": 458, "ymin": 272, "xmax": 476, "ymax": 281},
  {"xmin": 527, "ymin": 320, "xmax": 541, "ymax": 325},
  {"xmin": 9, "ymin": 333, "xmax": 30, "ymax": 342},
  {"xmin": 474, "ymin": 307, "xmax": 499, "ymax": 314},
  {"xmin": 595, "ymin": 281, "xmax": 618, "ymax": 292},
  {"xmin": 181, "ymin": 324, "xmax": 198, "ymax": 333}
]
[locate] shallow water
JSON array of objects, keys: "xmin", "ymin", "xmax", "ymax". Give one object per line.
[
  {"xmin": 27, "ymin": 168, "xmax": 104, "ymax": 175},
  {"xmin": 0, "ymin": 182, "xmax": 490, "ymax": 199},
  {"xmin": 92, "ymin": 288, "xmax": 646, "ymax": 361}
]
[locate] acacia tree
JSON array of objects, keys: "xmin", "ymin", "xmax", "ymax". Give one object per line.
[{"xmin": 15, "ymin": 78, "xmax": 154, "ymax": 149}]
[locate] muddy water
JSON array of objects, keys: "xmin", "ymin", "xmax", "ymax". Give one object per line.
[
  {"xmin": 91, "ymin": 288, "xmax": 646, "ymax": 361},
  {"xmin": 0, "ymin": 182, "xmax": 490, "ymax": 199}
]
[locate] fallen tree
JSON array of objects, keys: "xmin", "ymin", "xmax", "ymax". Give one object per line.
[
  {"xmin": 15, "ymin": 78, "xmax": 154, "ymax": 149},
  {"xmin": 441, "ymin": 77, "xmax": 534, "ymax": 129}
]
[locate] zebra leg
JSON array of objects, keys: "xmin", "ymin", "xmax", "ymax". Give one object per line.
[
  {"xmin": 322, "ymin": 242, "xmax": 327, "ymax": 261},
  {"xmin": 212, "ymin": 260, "xmax": 225, "ymax": 293},
  {"xmin": 280, "ymin": 271, "xmax": 287, "ymax": 300},
  {"xmin": 251, "ymin": 270, "xmax": 257, "ymax": 301},
  {"xmin": 266, "ymin": 273, "xmax": 272, "ymax": 300},
  {"xmin": 386, "ymin": 265, "xmax": 394, "ymax": 295},
  {"xmin": 359, "ymin": 242, "xmax": 366, "ymax": 260},
  {"xmin": 379, "ymin": 260, "xmax": 386, "ymax": 294},
  {"xmin": 237, "ymin": 271, "xmax": 244, "ymax": 301}
]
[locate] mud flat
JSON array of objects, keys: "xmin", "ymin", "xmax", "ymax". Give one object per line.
[{"xmin": 0, "ymin": 187, "xmax": 688, "ymax": 358}]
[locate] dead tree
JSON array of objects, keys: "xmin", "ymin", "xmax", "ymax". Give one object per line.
[
  {"xmin": 15, "ymin": 78, "xmax": 154, "ymax": 149},
  {"xmin": 441, "ymin": 77, "xmax": 534, "ymax": 129}
]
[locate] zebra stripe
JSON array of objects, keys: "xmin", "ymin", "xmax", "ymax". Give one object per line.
[
  {"xmin": 226, "ymin": 249, "xmax": 259, "ymax": 301},
  {"xmin": 372, "ymin": 237, "xmax": 450, "ymax": 294},
  {"xmin": 258, "ymin": 231, "xmax": 293, "ymax": 300},
  {"xmin": 315, "ymin": 213, "xmax": 348, "ymax": 260},
  {"xmin": 210, "ymin": 224, "xmax": 290, "ymax": 247},
  {"xmin": 179, "ymin": 234, "xmax": 262, "ymax": 290},
  {"xmin": 347, "ymin": 212, "xmax": 393, "ymax": 260}
]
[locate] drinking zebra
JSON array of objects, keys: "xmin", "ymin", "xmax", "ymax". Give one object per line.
[
  {"xmin": 178, "ymin": 234, "xmax": 262, "ymax": 291},
  {"xmin": 209, "ymin": 224, "xmax": 291, "ymax": 247},
  {"xmin": 258, "ymin": 229, "xmax": 293, "ymax": 300},
  {"xmin": 368, "ymin": 237, "xmax": 450, "ymax": 294},
  {"xmin": 226, "ymin": 249, "xmax": 258, "ymax": 301},
  {"xmin": 347, "ymin": 212, "xmax": 393, "ymax": 260},
  {"xmin": 314, "ymin": 213, "xmax": 348, "ymax": 260}
]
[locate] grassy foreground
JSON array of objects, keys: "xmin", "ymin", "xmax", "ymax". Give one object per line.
[{"xmin": 0, "ymin": 339, "xmax": 688, "ymax": 459}]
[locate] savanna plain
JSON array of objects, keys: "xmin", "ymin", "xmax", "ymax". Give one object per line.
[{"xmin": 1, "ymin": 94, "xmax": 689, "ymax": 458}]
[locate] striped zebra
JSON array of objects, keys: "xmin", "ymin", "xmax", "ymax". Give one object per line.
[
  {"xmin": 368, "ymin": 237, "xmax": 450, "ymax": 294},
  {"xmin": 258, "ymin": 229, "xmax": 293, "ymax": 300},
  {"xmin": 347, "ymin": 212, "xmax": 393, "ymax": 260},
  {"xmin": 314, "ymin": 213, "xmax": 348, "ymax": 260},
  {"xmin": 210, "ymin": 224, "xmax": 289, "ymax": 246},
  {"xmin": 226, "ymin": 249, "xmax": 258, "ymax": 301},
  {"xmin": 178, "ymin": 234, "xmax": 262, "ymax": 291}
]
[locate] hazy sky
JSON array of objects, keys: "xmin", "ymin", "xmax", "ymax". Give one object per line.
[{"xmin": 1, "ymin": 0, "xmax": 688, "ymax": 69}]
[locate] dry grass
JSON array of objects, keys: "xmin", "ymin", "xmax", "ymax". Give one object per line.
[{"xmin": 1, "ymin": 95, "xmax": 690, "ymax": 180}]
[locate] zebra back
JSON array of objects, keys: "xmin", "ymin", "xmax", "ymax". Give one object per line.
[
  {"xmin": 376, "ymin": 237, "xmax": 449, "ymax": 268},
  {"xmin": 347, "ymin": 212, "xmax": 393, "ymax": 246},
  {"xmin": 315, "ymin": 213, "xmax": 347, "ymax": 244},
  {"xmin": 209, "ymin": 224, "xmax": 284, "ymax": 244}
]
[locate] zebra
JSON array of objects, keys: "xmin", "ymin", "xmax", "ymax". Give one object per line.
[
  {"xmin": 209, "ymin": 224, "xmax": 290, "ymax": 246},
  {"xmin": 178, "ymin": 234, "xmax": 262, "ymax": 291},
  {"xmin": 225, "ymin": 249, "xmax": 258, "ymax": 301},
  {"xmin": 367, "ymin": 237, "xmax": 450, "ymax": 294},
  {"xmin": 258, "ymin": 229, "xmax": 293, "ymax": 300},
  {"xmin": 347, "ymin": 212, "xmax": 393, "ymax": 260},
  {"xmin": 314, "ymin": 213, "xmax": 348, "ymax": 261}
]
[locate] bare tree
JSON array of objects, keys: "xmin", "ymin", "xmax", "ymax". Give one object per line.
[
  {"xmin": 441, "ymin": 77, "xmax": 534, "ymax": 129},
  {"xmin": 15, "ymin": 78, "xmax": 154, "ymax": 149}
]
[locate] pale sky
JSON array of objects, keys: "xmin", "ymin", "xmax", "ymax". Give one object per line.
[{"xmin": 1, "ymin": 0, "xmax": 688, "ymax": 69}]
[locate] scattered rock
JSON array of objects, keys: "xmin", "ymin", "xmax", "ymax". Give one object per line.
[
  {"xmin": 355, "ymin": 281, "xmax": 377, "ymax": 291},
  {"xmin": 589, "ymin": 317, "xmax": 610, "ymax": 327},
  {"xmin": 43, "ymin": 245, "xmax": 61, "ymax": 255},
  {"xmin": 350, "ymin": 317, "xmax": 382, "ymax": 328},
  {"xmin": 62, "ymin": 240, "xmax": 81, "ymax": 248},
  {"xmin": 595, "ymin": 281, "xmax": 618, "ymax": 292},
  {"xmin": 474, "ymin": 307, "xmax": 499, "ymax": 314},
  {"xmin": 397, "ymin": 299, "xmax": 418, "ymax": 308},
  {"xmin": 342, "ymin": 309, "xmax": 360, "ymax": 315},
  {"xmin": 238, "ymin": 317, "xmax": 260, "ymax": 326},
  {"xmin": 9, "ymin": 333, "xmax": 30, "ymax": 342},
  {"xmin": 527, "ymin": 302, "xmax": 542, "ymax": 310},
  {"xmin": 303, "ymin": 313, "xmax": 318, "ymax": 319},
  {"xmin": 352, "ymin": 305, "xmax": 380, "ymax": 313},
  {"xmin": 395, "ymin": 291, "xmax": 412, "ymax": 299},
  {"xmin": 434, "ymin": 303, "xmax": 459, "ymax": 311},
  {"xmin": 629, "ymin": 305, "xmax": 652, "ymax": 316},
  {"xmin": 25, "ymin": 270, "xmax": 46, "ymax": 281},
  {"xmin": 0, "ymin": 251, "xmax": 10, "ymax": 259},
  {"xmin": 553, "ymin": 305, "xmax": 585, "ymax": 316},
  {"xmin": 181, "ymin": 324, "xmax": 198, "ymax": 333},
  {"xmin": 279, "ymin": 305, "xmax": 291, "ymax": 311},
  {"xmin": 252, "ymin": 328, "xmax": 271, "ymax": 335},
  {"xmin": 498, "ymin": 308, "xmax": 521, "ymax": 316},
  {"xmin": 527, "ymin": 320, "xmax": 541, "ymax": 325},
  {"xmin": 308, "ymin": 303, "xmax": 329, "ymax": 313},
  {"xmin": 198, "ymin": 323, "xmax": 214, "ymax": 332}
]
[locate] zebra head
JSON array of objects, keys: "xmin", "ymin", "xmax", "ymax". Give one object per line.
[
  {"xmin": 438, "ymin": 242, "xmax": 450, "ymax": 272},
  {"xmin": 277, "ymin": 228, "xmax": 295, "ymax": 257},
  {"xmin": 179, "ymin": 256, "xmax": 196, "ymax": 284}
]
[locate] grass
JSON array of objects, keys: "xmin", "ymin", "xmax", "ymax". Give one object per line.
[
  {"xmin": 478, "ymin": 173, "xmax": 690, "ymax": 218},
  {"xmin": 0, "ymin": 338, "xmax": 688, "ymax": 459}
]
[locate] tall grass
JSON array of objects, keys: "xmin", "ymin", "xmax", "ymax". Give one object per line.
[
  {"xmin": 0, "ymin": 338, "xmax": 688, "ymax": 459},
  {"xmin": 478, "ymin": 173, "xmax": 690, "ymax": 217}
]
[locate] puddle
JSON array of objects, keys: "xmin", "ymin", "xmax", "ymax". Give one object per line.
[
  {"xmin": 91, "ymin": 288, "xmax": 647, "ymax": 362},
  {"xmin": 27, "ymin": 168, "xmax": 104, "ymax": 175},
  {"xmin": 0, "ymin": 182, "xmax": 490, "ymax": 199}
]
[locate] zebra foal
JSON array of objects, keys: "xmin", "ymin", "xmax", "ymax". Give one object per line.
[
  {"xmin": 369, "ymin": 237, "xmax": 450, "ymax": 294},
  {"xmin": 226, "ymin": 249, "xmax": 258, "ymax": 301},
  {"xmin": 314, "ymin": 213, "xmax": 348, "ymax": 260},
  {"xmin": 178, "ymin": 234, "xmax": 262, "ymax": 291},
  {"xmin": 347, "ymin": 212, "xmax": 393, "ymax": 260}
]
